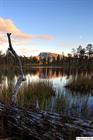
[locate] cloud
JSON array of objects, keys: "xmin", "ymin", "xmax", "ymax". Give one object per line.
[
  {"xmin": 32, "ymin": 35, "xmax": 54, "ymax": 40},
  {"xmin": 17, "ymin": 48, "xmax": 40, "ymax": 56},
  {"xmin": 0, "ymin": 36, "xmax": 6, "ymax": 45},
  {"xmin": 0, "ymin": 17, "xmax": 54, "ymax": 42},
  {"xmin": 0, "ymin": 17, "xmax": 55, "ymax": 56}
]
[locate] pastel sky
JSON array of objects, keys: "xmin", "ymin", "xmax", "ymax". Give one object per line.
[{"xmin": 0, "ymin": 0, "xmax": 93, "ymax": 56}]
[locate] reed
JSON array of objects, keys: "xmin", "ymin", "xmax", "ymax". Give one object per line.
[
  {"xmin": 0, "ymin": 80, "xmax": 55, "ymax": 108},
  {"xmin": 17, "ymin": 80, "xmax": 55, "ymax": 108},
  {"xmin": 65, "ymin": 76, "xmax": 93, "ymax": 92}
]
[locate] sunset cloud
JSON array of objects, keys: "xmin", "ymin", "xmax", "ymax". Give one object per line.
[
  {"xmin": 17, "ymin": 48, "xmax": 40, "ymax": 56},
  {"xmin": 0, "ymin": 17, "xmax": 54, "ymax": 45}
]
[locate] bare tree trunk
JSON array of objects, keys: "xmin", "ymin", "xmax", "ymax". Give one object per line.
[{"xmin": 7, "ymin": 33, "xmax": 26, "ymax": 104}]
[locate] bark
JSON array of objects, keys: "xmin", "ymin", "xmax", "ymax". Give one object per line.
[
  {"xmin": 0, "ymin": 102, "xmax": 93, "ymax": 140},
  {"xmin": 7, "ymin": 33, "xmax": 26, "ymax": 104}
]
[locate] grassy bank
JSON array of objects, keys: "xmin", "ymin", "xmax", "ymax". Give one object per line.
[
  {"xmin": 65, "ymin": 76, "xmax": 93, "ymax": 92},
  {"xmin": 17, "ymin": 80, "xmax": 55, "ymax": 108},
  {"xmin": 0, "ymin": 80, "xmax": 55, "ymax": 108}
]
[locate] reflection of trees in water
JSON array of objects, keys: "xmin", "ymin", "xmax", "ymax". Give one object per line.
[
  {"xmin": 1, "ymin": 67, "xmax": 93, "ymax": 80},
  {"xmin": 0, "ymin": 67, "xmax": 93, "ymax": 119},
  {"xmin": 30, "ymin": 68, "xmax": 39, "ymax": 75},
  {"xmin": 39, "ymin": 68, "xmax": 93, "ymax": 79},
  {"xmin": 20, "ymin": 67, "xmax": 65, "ymax": 79},
  {"xmin": 38, "ymin": 68, "xmax": 64, "ymax": 79}
]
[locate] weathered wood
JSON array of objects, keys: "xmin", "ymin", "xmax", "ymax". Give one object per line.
[
  {"xmin": 0, "ymin": 102, "xmax": 93, "ymax": 140},
  {"xmin": 7, "ymin": 33, "xmax": 26, "ymax": 104}
]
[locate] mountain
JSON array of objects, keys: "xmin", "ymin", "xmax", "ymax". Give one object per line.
[{"xmin": 38, "ymin": 52, "xmax": 61, "ymax": 61}]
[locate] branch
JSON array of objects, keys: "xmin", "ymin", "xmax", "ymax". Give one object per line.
[{"xmin": 7, "ymin": 33, "xmax": 26, "ymax": 104}]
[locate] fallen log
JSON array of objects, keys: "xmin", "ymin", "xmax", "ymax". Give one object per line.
[{"xmin": 0, "ymin": 102, "xmax": 93, "ymax": 140}]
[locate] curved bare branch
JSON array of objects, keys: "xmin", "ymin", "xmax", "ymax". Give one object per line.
[{"xmin": 7, "ymin": 33, "xmax": 26, "ymax": 104}]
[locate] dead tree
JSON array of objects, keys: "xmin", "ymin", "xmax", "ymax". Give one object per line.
[{"xmin": 7, "ymin": 33, "xmax": 26, "ymax": 104}]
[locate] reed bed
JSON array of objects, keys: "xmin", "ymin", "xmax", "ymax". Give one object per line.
[{"xmin": 65, "ymin": 76, "xmax": 93, "ymax": 92}]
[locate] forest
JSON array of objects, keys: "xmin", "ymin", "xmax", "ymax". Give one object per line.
[{"xmin": 0, "ymin": 44, "xmax": 93, "ymax": 69}]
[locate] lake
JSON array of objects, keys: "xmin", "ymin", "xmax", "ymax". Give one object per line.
[{"xmin": 0, "ymin": 67, "xmax": 93, "ymax": 120}]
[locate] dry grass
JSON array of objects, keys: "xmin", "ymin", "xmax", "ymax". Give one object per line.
[
  {"xmin": 19, "ymin": 80, "xmax": 55, "ymax": 98},
  {"xmin": 65, "ymin": 76, "xmax": 93, "ymax": 92},
  {"xmin": 0, "ymin": 80, "xmax": 55, "ymax": 108},
  {"xmin": 17, "ymin": 80, "xmax": 55, "ymax": 107}
]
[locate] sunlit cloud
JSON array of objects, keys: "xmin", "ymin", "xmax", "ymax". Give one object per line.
[
  {"xmin": 0, "ymin": 17, "xmax": 54, "ymax": 45},
  {"xmin": 0, "ymin": 34, "xmax": 7, "ymax": 44},
  {"xmin": 17, "ymin": 47, "xmax": 62, "ymax": 57},
  {"xmin": 0, "ymin": 17, "xmax": 55, "ymax": 55},
  {"xmin": 17, "ymin": 48, "xmax": 41, "ymax": 56},
  {"xmin": 32, "ymin": 35, "xmax": 54, "ymax": 40}
]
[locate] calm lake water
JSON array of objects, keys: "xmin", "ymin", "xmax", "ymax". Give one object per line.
[{"xmin": 0, "ymin": 67, "xmax": 93, "ymax": 120}]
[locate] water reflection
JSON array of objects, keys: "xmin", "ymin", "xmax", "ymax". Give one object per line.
[{"xmin": 0, "ymin": 67, "xmax": 93, "ymax": 120}]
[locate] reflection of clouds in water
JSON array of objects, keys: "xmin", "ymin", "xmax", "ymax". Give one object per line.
[
  {"xmin": 0, "ymin": 76, "xmax": 8, "ymax": 89},
  {"xmin": 49, "ymin": 76, "xmax": 72, "ymax": 95},
  {"xmin": 26, "ymin": 74, "xmax": 39, "ymax": 82},
  {"xmin": 1, "ymin": 68, "xmax": 93, "ymax": 119},
  {"xmin": 20, "ymin": 74, "xmax": 40, "ymax": 88}
]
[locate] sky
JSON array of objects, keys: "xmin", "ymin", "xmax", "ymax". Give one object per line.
[{"xmin": 0, "ymin": 0, "xmax": 93, "ymax": 56}]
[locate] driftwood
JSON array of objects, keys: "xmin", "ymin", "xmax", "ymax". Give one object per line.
[
  {"xmin": 0, "ymin": 102, "xmax": 93, "ymax": 140},
  {"xmin": 7, "ymin": 33, "xmax": 26, "ymax": 104}
]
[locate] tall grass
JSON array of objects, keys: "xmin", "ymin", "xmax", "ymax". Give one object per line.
[
  {"xmin": 0, "ymin": 80, "xmax": 55, "ymax": 109},
  {"xmin": 0, "ymin": 82, "xmax": 13, "ymax": 104},
  {"xmin": 17, "ymin": 80, "xmax": 55, "ymax": 108},
  {"xmin": 65, "ymin": 76, "xmax": 93, "ymax": 92}
]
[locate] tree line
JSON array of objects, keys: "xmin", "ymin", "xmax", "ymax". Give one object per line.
[{"xmin": 0, "ymin": 44, "xmax": 93, "ymax": 68}]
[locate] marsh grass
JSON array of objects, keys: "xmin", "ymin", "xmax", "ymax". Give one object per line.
[
  {"xmin": 65, "ymin": 76, "xmax": 93, "ymax": 92},
  {"xmin": 0, "ymin": 82, "xmax": 13, "ymax": 104},
  {"xmin": 0, "ymin": 80, "xmax": 55, "ymax": 108},
  {"xmin": 17, "ymin": 80, "xmax": 55, "ymax": 108}
]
